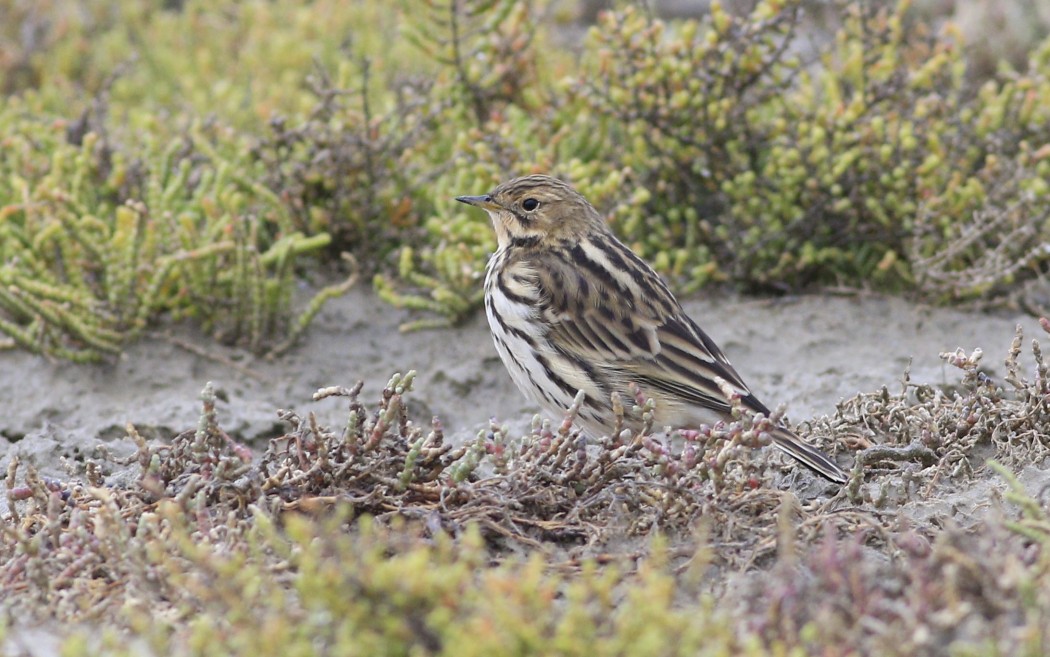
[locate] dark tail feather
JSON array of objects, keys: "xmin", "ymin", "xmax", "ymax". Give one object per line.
[{"xmin": 771, "ymin": 427, "xmax": 848, "ymax": 484}]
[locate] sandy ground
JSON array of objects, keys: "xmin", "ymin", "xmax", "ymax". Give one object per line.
[{"xmin": 0, "ymin": 287, "xmax": 1044, "ymax": 494}]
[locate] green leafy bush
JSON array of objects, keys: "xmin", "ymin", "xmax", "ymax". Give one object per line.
[
  {"xmin": 580, "ymin": 0, "xmax": 1050, "ymax": 294},
  {"xmin": 2, "ymin": 0, "xmax": 1050, "ymax": 349},
  {"xmin": 0, "ymin": 99, "xmax": 337, "ymax": 359},
  {"xmin": 381, "ymin": 0, "xmax": 1050, "ymax": 320}
]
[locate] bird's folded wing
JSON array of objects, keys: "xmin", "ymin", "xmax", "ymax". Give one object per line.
[{"xmin": 525, "ymin": 249, "xmax": 764, "ymax": 417}]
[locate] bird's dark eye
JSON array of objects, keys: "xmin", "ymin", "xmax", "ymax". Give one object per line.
[{"xmin": 522, "ymin": 198, "xmax": 540, "ymax": 212}]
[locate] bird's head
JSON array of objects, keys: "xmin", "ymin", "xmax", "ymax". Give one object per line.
[{"xmin": 456, "ymin": 174, "xmax": 605, "ymax": 248}]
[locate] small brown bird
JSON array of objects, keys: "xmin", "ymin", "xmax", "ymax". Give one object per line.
[{"xmin": 456, "ymin": 174, "xmax": 847, "ymax": 483}]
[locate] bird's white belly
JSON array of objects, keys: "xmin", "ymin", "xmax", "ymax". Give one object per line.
[
  {"xmin": 488, "ymin": 293, "xmax": 593, "ymax": 412},
  {"xmin": 485, "ymin": 288, "xmax": 554, "ymax": 406}
]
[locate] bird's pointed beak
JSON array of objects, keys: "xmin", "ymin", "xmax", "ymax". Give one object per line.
[{"xmin": 455, "ymin": 194, "xmax": 500, "ymax": 211}]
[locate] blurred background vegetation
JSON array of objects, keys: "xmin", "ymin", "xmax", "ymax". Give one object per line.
[{"xmin": 2, "ymin": 0, "xmax": 1050, "ymax": 359}]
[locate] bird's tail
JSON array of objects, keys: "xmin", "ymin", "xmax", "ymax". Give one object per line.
[{"xmin": 770, "ymin": 426, "xmax": 848, "ymax": 484}]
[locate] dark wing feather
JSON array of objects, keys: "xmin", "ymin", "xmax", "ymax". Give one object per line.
[{"xmin": 524, "ymin": 235, "xmax": 761, "ymax": 419}]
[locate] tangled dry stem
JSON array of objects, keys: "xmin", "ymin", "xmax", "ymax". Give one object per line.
[{"xmin": 2, "ymin": 321, "xmax": 1050, "ymax": 650}]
